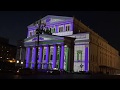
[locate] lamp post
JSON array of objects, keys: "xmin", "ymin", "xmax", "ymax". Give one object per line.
[
  {"xmin": 35, "ymin": 19, "xmax": 46, "ymax": 72},
  {"xmin": 35, "ymin": 20, "xmax": 41, "ymax": 72}
]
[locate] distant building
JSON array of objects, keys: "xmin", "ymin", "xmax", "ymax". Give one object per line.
[
  {"xmin": 16, "ymin": 40, "xmax": 26, "ymax": 67},
  {"xmin": 0, "ymin": 37, "xmax": 17, "ymax": 62},
  {"xmin": 22, "ymin": 15, "xmax": 120, "ymax": 75}
]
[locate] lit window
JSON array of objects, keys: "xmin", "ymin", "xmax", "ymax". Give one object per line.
[
  {"xmin": 7, "ymin": 51, "xmax": 9, "ymax": 52},
  {"xmin": 0, "ymin": 57, "xmax": 2, "ymax": 58},
  {"xmin": 7, "ymin": 58, "xmax": 9, "ymax": 59}
]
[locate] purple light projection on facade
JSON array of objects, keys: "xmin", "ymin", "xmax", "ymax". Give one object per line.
[
  {"xmin": 31, "ymin": 47, "xmax": 36, "ymax": 69},
  {"xmin": 71, "ymin": 23, "xmax": 73, "ymax": 31},
  {"xmin": 52, "ymin": 44, "xmax": 57, "ymax": 68},
  {"xmin": 27, "ymin": 21, "xmax": 73, "ymax": 36},
  {"xmin": 32, "ymin": 37, "xmax": 44, "ymax": 41},
  {"xmin": 60, "ymin": 43, "xmax": 64, "ymax": 69},
  {"xmin": 38, "ymin": 46, "xmax": 43, "ymax": 69},
  {"xmin": 25, "ymin": 16, "xmax": 74, "ymax": 71},
  {"xmin": 46, "ymin": 17, "xmax": 51, "ymax": 22},
  {"xmin": 45, "ymin": 45, "xmax": 50, "ymax": 69},
  {"xmin": 85, "ymin": 46, "xmax": 88, "ymax": 71},
  {"xmin": 54, "ymin": 22, "xmax": 73, "ymax": 33},
  {"xmin": 26, "ymin": 47, "xmax": 30, "ymax": 68}
]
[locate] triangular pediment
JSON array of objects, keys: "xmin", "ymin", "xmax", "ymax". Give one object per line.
[
  {"xmin": 28, "ymin": 15, "xmax": 73, "ymax": 27},
  {"xmin": 41, "ymin": 15, "xmax": 73, "ymax": 24},
  {"xmin": 24, "ymin": 34, "xmax": 64, "ymax": 43}
]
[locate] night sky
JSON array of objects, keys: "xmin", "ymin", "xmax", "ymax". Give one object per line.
[{"xmin": 0, "ymin": 11, "xmax": 120, "ymax": 51}]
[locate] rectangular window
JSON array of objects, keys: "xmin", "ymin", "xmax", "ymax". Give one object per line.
[
  {"xmin": 68, "ymin": 26, "xmax": 70, "ymax": 31},
  {"xmin": 59, "ymin": 27, "xmax": 63, "ymax": 32},
  {"xmin": 66, "ymin": 25, "xmax": 70, "ymax": 31},
  {"xmin": 65, "ymin": 24, "xmax": 71, "ymax": 31}
]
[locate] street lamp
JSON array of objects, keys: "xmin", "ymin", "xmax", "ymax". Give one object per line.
[
  {"xmin": 35, "ymin": 19, "xmax": 46, "ymax": 72},
  {"xmin": 34, "ymin": 18, "xmax": 53, "ymax": 72}
]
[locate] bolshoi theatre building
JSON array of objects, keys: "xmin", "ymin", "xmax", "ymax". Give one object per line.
[{"xmin": 17, "ymin": 15, "xmax": 120, "ymax": 74}]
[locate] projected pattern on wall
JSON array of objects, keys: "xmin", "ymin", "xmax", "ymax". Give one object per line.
[
  {"xmin": 74, "ymin": 45, "xmax": 89, "ymax": 72},
  {"xmin": 24, "ymin": 15, "xmax": 89, "ymax": 72}
]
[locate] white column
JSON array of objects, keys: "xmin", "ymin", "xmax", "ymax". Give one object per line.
[{"xmin": 25, "ymin": 47, "xmax": 30, "ymax": 68}]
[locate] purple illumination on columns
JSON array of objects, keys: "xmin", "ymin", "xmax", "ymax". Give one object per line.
[
  {"xmin": 52, "ymin": 44, "xmax": 57, "ymax": 69},
  {"xmin": 45, "ymin": 45, "xmax": 50, "ymax": 69},
  {"xmin": 38, "ymin": 46, "xmax": 43, "ymax": 69},
  {"xmin": 60, "ymin": 43, "xmax": 64, "ymax": 70},
  {"xmin": 85, "ymin": 46, "xmax": 88, "ymax": 71},
  {"xmin": 26, "ymin": 47, "xmax": 30, "ymax": 68},
  {"xmin": 31, "ymin": 47, "xmax": 36, "ymax": 69}
]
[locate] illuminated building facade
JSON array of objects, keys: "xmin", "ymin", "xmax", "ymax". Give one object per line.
[{"xmin": 23, "ymin": 15, "xmax": 120, "ymax": 74}]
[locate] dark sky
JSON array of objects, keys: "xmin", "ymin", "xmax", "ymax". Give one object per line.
[{"xmin": 0, "ymin": 11, "xmax": 120, "ymax": 51}]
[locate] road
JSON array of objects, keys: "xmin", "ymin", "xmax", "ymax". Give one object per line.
[{"xmin": 0, "ymin": 73, "xmax": 120, "ymax": 79}]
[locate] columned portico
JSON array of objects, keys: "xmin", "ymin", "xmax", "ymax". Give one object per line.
[{"xmin": 24, "ymin": 34, "xmax": 75, "ymax": 72}]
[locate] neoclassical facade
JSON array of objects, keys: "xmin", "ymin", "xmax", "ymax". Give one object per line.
[
  {"xmin": 21, "ymin": 15, "xmax": 120, "ymax": 74},
  {"xmin": 24, "ymin": 15, "xmax": 89, "ymax": 72}
]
